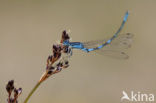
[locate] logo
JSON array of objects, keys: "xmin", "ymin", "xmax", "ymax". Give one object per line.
[{"xmin": 121, "ymin": 91, "xmax": 154, "ymax": 102}]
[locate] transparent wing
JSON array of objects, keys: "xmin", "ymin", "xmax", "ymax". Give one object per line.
[
  {"xmin": 83, "ymin": 39, "xmax": 106, "ymax": 49},
  {"xmin": 83, "ymin": 33, "xmax": 134, "ymax": 59},
  {"xmin": 105, "ymin": 33, "xmax": 133, "ymax": 50},
  {"xmin": 95, "ymin": 49, "xmax": 129, "ymax": 59}
]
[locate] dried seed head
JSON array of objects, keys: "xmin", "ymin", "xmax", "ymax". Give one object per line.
[
  {"xmin": 53, "ymin": 45, "xmax": 57, "ymax": 51},
  {"xmin": 14, "ymin": 87, "xmax": 22, "ymax": 98},
  {"xmin": 49, "ymin": 66, "xmax": 55, "ymax": 70},
  {"xmin": 56, "ymin": 66, "xmax": 62, "ymax": 72},
  {"xmin": 61, "ymin": 30, "xmax": 70, "ymax": 43},
  {"xmin": 65, "ymin": 61, "xmax": 69, "ymax": 65},
  {"xmin": 40, "ymin": 30, "xmax": 71, "ymax": 83},
  {"xmin": 47, "ymin": 55, "xmax": 52, "ymax": 62},
  {"xmin": 57, "ymin": 62, "xmax": 63, "ymax": 67},
  {"xmin": 6, "ymin": 80, "xmax": 14, "ymax": 95},
  {"xmin": 49, "ymin": 45, "xmax": 62, "ymax": 64},
  {"xmin": 47, "ymin": 70, "xmax": 53, "ymax": 75},
  {"xmin": 6, "ymin": 80, "xmax": 22, "ymax": 103},
  {"xmin": 63, "ymin": 62, "xmax": 69, "ymax": 68},
  {"xmin": 14, "ymin": 88, "xmax": 18, "ymax": 98},
  {"xmin": 47, "ymin": 67, "xmax": 54, "ymax": 74},
  {"xmin": 18, "ymin": 88, "xmax": 22, "ymax": 95},
  {"xmin": 46, "ymin": 55, "xmax": 53, "ymax": 69},
  {"xmin": 53, "ymin": 52, "xmax": 57, "ymax": 58},
  {"xmin": 53, "ymin": 45, "xmax": 62, "ymax": 54}
]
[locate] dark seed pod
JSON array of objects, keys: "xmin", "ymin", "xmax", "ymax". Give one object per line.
[
  {"xmin": 62, "ymin": 30, "xmax": 66, "ymax": 35},
  {"xmin": 57, "ymin": 62, "xmax": 63, "ymax": 67},
  {"xmin": 17, "ymin": 88, "xmax": 22, "ymax": 96},
  {"xmin": 56, "ymin": 67, "xmax": 62, "ymax": 71},
  {"xmin": 14, "ymin": 88, "xmax": 18, "ymax": 98},
  {"xmin": 6, "ymin": 80, "xmax": 14, "ymax": 95},
  {"xmin": 6, "ymin": 80, "xmax": 22, "ymax": 103},
  {"xmin": 53, "ymin": 45, "xmax": 62, "ymax": 54},
  {"xmin": 48, "ymin": 55, "xmax": 52, "ymax": 61},
  {"xmin": 48, "ymin": 70, "xmax": 53, "ymax": 75},
  {"xmin": 53, "ymin": 53, "xmax": 57, "ymax": 58},
  {"xmin": 65, "ymin": 61, "xmax": 69, "ymax": 65},
  {"xmin": 53, "ymin": 45, "xmax": 57, "ymax": 51},
  {"xmin": 62, "ymin": 30, "xmax": 70, "ymax": 41},
  {"xmin": 49, "ymin": 66, "xmax": 55, "ymax": 70}
]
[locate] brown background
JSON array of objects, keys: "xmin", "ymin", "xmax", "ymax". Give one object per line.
[{"xmin": 0, "ymin": 0, "xmax": 156, "ymax": 103}]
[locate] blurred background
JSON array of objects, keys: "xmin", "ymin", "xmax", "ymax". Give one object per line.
[{"xmin": 0, "ymin": 0, "xmax": 156, "ymax": 103}]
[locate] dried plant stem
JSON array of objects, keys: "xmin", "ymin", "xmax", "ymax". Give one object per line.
[
  {"xmin": 8, "ymin": 95, "xmax": 10, "ymax": 103},
  {"xmin": 23, "ymin": 81, "xmax": 41, "ymax": 103}
]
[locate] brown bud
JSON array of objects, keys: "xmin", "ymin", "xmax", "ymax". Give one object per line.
[{"xmin": 6, "ymin": 80, "xmax": 14, "ymax": 96}]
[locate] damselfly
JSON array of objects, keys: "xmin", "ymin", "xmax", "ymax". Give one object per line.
[{"xmin": 61, "ymin": 11, "xmax": 133, "ymax": 59}]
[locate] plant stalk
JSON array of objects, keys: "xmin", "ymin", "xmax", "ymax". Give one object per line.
[{"xmin": 23, "ymin": 81, "xmax": 41, "ymax": 103}]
